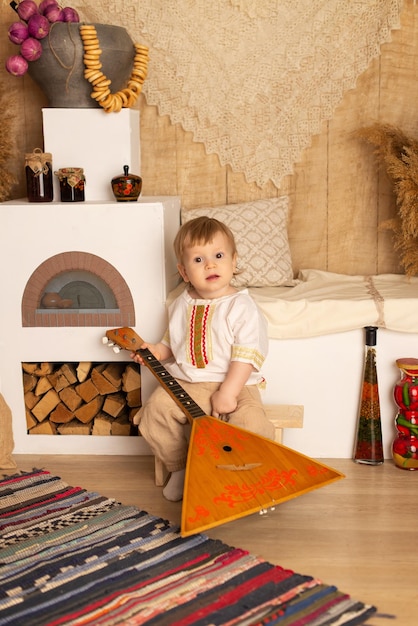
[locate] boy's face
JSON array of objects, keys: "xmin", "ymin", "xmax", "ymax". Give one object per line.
[{"xmin": 177, "ymin": 231, "xmax": 237, "ymax": 299}]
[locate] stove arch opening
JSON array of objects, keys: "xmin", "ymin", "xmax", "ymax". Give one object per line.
[{"xmin": 22, "ymin": 251, "xmax": 135, "ymax": 327}]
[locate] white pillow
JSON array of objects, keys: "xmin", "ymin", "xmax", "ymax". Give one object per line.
[{"xmin": 181, "ymin": 197, "xmax": 295, "ymax": 287}]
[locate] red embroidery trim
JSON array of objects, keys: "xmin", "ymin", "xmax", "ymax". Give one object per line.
[
  {"xmin": 189, "ymin": 306, "xmax": 197, "ymax": 366},
  {"xmin": 190, "ymin": 305, "xmax": 210, "ymax": 368}
]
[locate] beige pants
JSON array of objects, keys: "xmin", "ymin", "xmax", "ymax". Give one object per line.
[{"xmin": 137, "ymin": 380, "xmax": 275, "ymax": 472}]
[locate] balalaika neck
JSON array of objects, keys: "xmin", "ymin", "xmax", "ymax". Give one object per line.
[{"xmin": 139, "ymin": 347, "xmax": 206, "ymax": 421}]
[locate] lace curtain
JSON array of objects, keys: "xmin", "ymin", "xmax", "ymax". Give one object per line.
[{"xmin": 76, "ymin": 0, "xmax": 403, "ymax": 187}]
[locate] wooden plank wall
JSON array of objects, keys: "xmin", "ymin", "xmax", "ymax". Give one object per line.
[{"xmin": 1, "ymin": 0, "xmax": 417, "ymax": 277}]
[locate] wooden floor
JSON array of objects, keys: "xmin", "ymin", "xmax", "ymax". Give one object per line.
[{"xmin": 5, "ymin": 455, "xmax": 417, "ymax": 625}]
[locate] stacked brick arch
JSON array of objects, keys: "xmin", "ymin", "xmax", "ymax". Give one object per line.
[{"xmin": 21, "ymin": 251, "xmax": 135, "ymax": 328}]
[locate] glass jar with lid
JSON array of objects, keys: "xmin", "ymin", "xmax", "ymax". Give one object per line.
[
  {"xmin": 55, "ymin": 167, "xmax": 85, "ymax": 202},
  {"xmin": 25, "ymin": 148, "xmax": 53, "ymax": 202}
]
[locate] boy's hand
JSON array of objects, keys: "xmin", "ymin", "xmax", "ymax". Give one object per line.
[
  {"xmin": 210, "ymin": 388, "xmax": 238, "ymax": 418},
  {"xmin": 210, "ymin": 361, "xmax": 254, "ymax": 418},
  {"xmin": 130, "ymin": 342, "xmax": 173, "ymax": 365},
  {"xmin": 130, "ymin": 344, "xmax": 148, "ymax": 366}
]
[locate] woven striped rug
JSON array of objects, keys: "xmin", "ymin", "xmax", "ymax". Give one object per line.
[{"xmin": 0, "ymin": 470, "xmax": 376, "ymax": 625}]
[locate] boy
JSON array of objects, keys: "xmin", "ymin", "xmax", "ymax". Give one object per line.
[{"xmin": 131, "ymin": 216, "xmax": 274, "ymax": 500}]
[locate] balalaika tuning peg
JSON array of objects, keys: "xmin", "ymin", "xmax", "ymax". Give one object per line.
[{"xmin": 101, "ymin": 336, "xmax": 120, "ymax": 353}]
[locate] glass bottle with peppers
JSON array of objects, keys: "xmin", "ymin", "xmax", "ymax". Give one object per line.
[
  {"xmin": 353, "ymin": 326, "xmax": 384, "ymax": 465},
  {"xmin": 392, "ymin": 358, "xmax": 418, "ymax": 470}
]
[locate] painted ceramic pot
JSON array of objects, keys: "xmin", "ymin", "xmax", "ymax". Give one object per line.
[{"xmin": 111, "ymin": 165, "xmax": 142, "ymax": 202}]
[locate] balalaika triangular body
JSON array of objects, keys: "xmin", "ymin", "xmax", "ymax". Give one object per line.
[{"xmin": 104, "ymin": 327, "xmax": 344, "ymax": 536}]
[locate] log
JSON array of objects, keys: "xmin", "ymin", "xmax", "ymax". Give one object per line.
[
  {"xmin": 102, "ymin": 362, "xmax": 125, "ymax": 389},
  {"xmin": 23, "ymin": 372, "xmax": 37, "ymax": 393},
  {"xmin": 111, "ymin": 415, "xmax": 132, "ymax": 436},
  {"xmin": 77, "ymin": 361, "xmax": 92, "ymax": 382},
  {"xmin": 122, "ymin": 364, "xmax": 141, "ymax": 392},
  {"xmin": 103, "ymin": 392, "xmax": 126, "ymax": 418},
  {"xmin": 57, "ymin": 420, "xmax": 91, "ymax": 435},
  {"xmin": 75, "ymin": 379, "xmax": 99, "ymax": 403},
  {"xmin": 35, "ymin": 375, "xmax": 53, "ymax": 396},
  {"xmin": 59, "ymin": 386, "xmax": 83, "ymax": 411},
  {"xmin": 31, "ymin": 389, "xmax": 60, "ymax": 421},
  {"xmin": 91, "ymin": 366, "xmax": 119, "ymax": 395},
  {"xmin": 49, "ymin": 402, "xmax": 74, "ymax": 424},
  {"xmin": 48, "ymin": 370, "xmax": 72, "ymax": 392},
  {"xmin": 22, "ymin": 363, "xmax": 38, "ymax": 374},
  {"xmin": 26, "ymin": 409, "xmax": 37, "ymax": 430},
  {"xmin": 24, "ymin": 390, "xmax": 39, "ymax": 410},
  {"xmin": 126, "ymin": 388, "xmax": 141, "ymax": 407},
  {"xmin": 74, "ymin": 396, "xmax": 104, "ymax": 423},
  {"xmin": 60, "ymin": 363, "xmax": 77, "ymax": 385},
  {"xmin": 29, "ymin": 420, "xmax": 57, "ymax": 435},
  {"xmin": 92, "ymin": 413, "xmax": 113, "ymax": 435},
  {"xmin": 34, "ymin": 362, "xmax": 54, "ymax": 377}
]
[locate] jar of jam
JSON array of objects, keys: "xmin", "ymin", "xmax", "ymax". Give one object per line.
[
  {"xmin": 25, "ymin": 148, "xmax": 53, "ymax": 202},
  {"xmin": 55, "ymin": 167, "xmax": 85, "ymax": 202}
]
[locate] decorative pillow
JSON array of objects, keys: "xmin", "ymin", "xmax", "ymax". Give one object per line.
[{"xmin": 181, "ymin": 197, "xmax": 295, "ymax": 287}]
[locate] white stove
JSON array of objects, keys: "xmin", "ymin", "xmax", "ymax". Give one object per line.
[{"xmin": 0, "ymin": 196, "xmax": 180, "ymax": 454}]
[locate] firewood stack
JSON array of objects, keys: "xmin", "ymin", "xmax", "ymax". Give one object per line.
[{"xmin": 22, "ymin": 361, "xmax": 141, "ymax": 436}]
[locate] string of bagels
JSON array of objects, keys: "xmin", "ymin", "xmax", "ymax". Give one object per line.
[{"xmin": 80, "ymin": 24, "xmax": 149, "ymax": 114}]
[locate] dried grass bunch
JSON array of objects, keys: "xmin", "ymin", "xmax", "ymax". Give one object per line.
[
  {"xmin": 357, "ymin": 123, "xmax": 418, "ymax": 277},
  {"xmin": 0, "ymin": 78, "xmax": 18, "ymax": 202}
]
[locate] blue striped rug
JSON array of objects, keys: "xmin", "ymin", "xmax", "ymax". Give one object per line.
[{"xmin": 0, "ymin": 470, "xmax": 376, "ymax": 625}]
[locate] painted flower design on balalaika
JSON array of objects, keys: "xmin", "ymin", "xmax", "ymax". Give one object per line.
[{"xmin": 103, "ymin": 327, "xmax": 345, "ymax": 536}]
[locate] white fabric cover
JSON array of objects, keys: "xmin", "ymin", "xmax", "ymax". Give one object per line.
[
  {"xmin": 168, "ymin": 269, "xmax": 418, "ymax": 338},
  {"xmin": 250, "ymin": 269, "xmax": 418, "ymax": 338}
]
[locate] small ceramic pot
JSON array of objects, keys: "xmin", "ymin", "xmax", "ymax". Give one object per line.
[
  {"xmin": 58, "ymin": 299, "xmax": 73, "ymax": 309},
  {"xmin": 111, "ymin": 165, "xmax": 142, "ymax": 202},
  {"xmin": 41, "ymin": 292, "xmax": 62, "ymax": 308}
]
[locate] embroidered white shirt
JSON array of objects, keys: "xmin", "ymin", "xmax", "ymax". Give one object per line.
[{"xmin": 162, "ymin": 288, "xmax": 268, "ymax": 385}]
